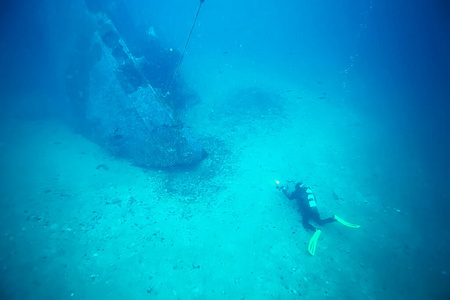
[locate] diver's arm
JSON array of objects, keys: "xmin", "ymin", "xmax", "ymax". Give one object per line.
[
  {"xmin": 283, "ymin": 188, "xmax": 293, "ymax": 199},
  {"xmin": 277, "ymin": 184, "xmax": 293, "ymax": 199}
]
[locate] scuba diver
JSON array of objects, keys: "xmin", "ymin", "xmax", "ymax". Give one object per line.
[
  {"xmin": 276, "ymin": 180, "xmax": 360, "ymax": 255},
  {"xmin": 277, "ymin": 181, "xmax": 336, "ymax": 231}
]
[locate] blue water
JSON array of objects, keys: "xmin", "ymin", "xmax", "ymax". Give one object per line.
[{"xmin": 0, "ymin": 0, "xmax": 449, "ymax": 299}]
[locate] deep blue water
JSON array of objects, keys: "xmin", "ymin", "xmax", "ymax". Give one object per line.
[{"xmin": 0, "ymin": 0, "xmax": 449, "ymax": 298}]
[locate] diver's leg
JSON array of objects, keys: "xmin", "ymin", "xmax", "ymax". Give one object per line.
[
  {"xmin": 302, "ymin": 215, "xmax": 317, "ymax": 231},
  {"xmin": 312, "ymin": 211, "xmax": 336, "ymax": 226},
  {"xmin": 318, "ymin": 217, "xmax": 336, "ymax": 225}
]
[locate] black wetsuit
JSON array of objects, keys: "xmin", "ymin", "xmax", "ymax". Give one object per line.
[{"xmin": 283, "ymin": 182, "xmax": 335, "ymax": 231}]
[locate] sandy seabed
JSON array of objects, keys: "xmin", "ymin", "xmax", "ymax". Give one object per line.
[{"xmin": 0, "ymin": 64, "xmax": 449, "ymax": 299}]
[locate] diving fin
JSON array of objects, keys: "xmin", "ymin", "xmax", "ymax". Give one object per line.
[
  {"xmin": 308, "ymin": 229, "xmax": 322, "ymax": 256},
  {"xmin": 334, "ymin": 215, "xmax": 360, "ymax": 228}
]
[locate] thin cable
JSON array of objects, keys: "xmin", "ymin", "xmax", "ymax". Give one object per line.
[{"xmin": 164, "ymin": 0, "xmax": 204, "ymax": 96}]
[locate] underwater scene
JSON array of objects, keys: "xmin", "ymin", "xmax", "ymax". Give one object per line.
[{"xmin": 0, "ymin": 0, "xmax": 449, "ymax": 299}]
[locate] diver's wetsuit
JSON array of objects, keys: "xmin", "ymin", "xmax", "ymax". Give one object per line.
[{"xmin": 282, "ymin": 182, "xmax": 335, "ymax": 231}]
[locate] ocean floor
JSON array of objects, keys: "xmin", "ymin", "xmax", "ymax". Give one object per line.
[{"xmin": 0, "ymin": 65, "xmax": 449, "ymax": 299}]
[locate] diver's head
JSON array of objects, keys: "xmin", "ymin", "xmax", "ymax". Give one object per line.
[{"xmin": 295, "ymin": 182, "xmax": 303, "ymax": 189}]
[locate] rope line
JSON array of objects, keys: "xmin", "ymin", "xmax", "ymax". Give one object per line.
[{"xmin": 164, "ymin": 0, "xmax": 205, "ymax": 96}]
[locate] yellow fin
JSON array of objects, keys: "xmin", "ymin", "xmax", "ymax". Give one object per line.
[
  {"xmin": 308, "ymin": 230, "xmax": 322, "ymax": 256},
  {"xmin": 334, "ymin": 215, "xmax": 360, "ymax": 228}
]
